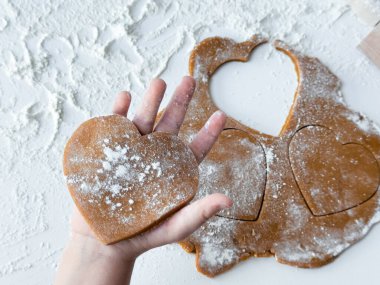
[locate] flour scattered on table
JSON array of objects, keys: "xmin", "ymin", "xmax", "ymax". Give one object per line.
[{"xmin": 1, "ymin": 0, "xmax": 380, "ymax": 281}]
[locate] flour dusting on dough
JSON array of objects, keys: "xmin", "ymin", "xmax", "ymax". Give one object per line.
[
  {"xmin": 198, "ymin": 131, "xmax": 266, "ymax": 220},
  {"xmin": 63, "ymin": 115, "xmax": 199, "ymax": 244},
  {"xmin": 179, "ymin": 29, "xmax": 380, "ymax": 276},
  {"xmin": 193, "ymin": 217, "xmax": 240, "ymax": 271},
  {"xmin": 346, "ymin": 112, "xmax": 380, "ymax": 135}
]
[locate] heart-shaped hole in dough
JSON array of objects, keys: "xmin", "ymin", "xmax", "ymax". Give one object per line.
[{"xmin": 210, "ymin": 43, "xmax": 298, "ymax": 137}]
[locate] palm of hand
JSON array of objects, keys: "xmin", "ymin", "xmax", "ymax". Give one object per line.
[{"xmin": 69, "ymin": 76, "xmax": 232, "ymax": 259}]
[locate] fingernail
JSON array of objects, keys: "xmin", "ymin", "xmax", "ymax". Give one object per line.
[
  {"xmin": 183, "ymin": 75, "xmax": 194, "ymax": 80},
  {"xmin": 204, "ymin": 119, "xmax": 211, "ymax": 130},
  {"xmin": 220, "ymin": 200, "xmax": 233, "ymax": 210},
  {"xmin": 213, "ymin": 110, "xmax": 226, "ymax": 120},
  {"xmin": 207, "ymin": 111, "xmax": 224, "ymax": 127}
]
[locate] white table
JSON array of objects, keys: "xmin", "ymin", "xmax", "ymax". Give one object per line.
[{"xmin": 0, "ymin": 1, "xmax": 379, "ymax": 284}]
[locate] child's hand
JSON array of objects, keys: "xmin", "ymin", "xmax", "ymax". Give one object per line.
[{"xmin": 56, "ymin": 76, "xmax": 232, "ymax": 285}]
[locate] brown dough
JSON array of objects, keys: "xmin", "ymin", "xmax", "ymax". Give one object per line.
[
  {"xmin": 63, "ymin": 115, "xmax": 198, "ymax": 244},
  {"xmin": 176, "ymin": 35, "xmax": 380, "ymax": 276}
]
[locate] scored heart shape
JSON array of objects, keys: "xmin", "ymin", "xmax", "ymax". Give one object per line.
[
  {"xmin": 198, "ymin": 128, "xmax": 267, "ymax": 221},
  {"xmin": 63, "ymin": 115, "xmax": 198, "ymax": 244},
  {"xmin": 171, "ymin": 35, "xmax": 380, "ymax": 276},
  {"xmin": 289, "ymin": 125, "xmax": 380, "ymax": 216}
]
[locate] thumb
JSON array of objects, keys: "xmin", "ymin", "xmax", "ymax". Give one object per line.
[{"xmin": 133, "ymin": 193, "xmax": 232, "ymax": 251}]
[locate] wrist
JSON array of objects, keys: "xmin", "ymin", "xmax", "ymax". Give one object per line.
[
  {"xmin": 68, "ymin": 232, "xmax": 138, "ymax": 263},
  {"xmin": 55, "ymin": 233, "xmax": 136, "ymax": 285}
]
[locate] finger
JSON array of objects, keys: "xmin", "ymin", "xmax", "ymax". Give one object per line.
[
  {"xmin": 135, "ymin": 193, "xmax": 233, "ymax": 250},
  {"xmin": 154, "ymin": 76, "xmax": 196, "ymax": 134},
  {"xmin": 112, "ymin": 91, "xmax": 131, "ymax": 116},
  {"xmin": 189, "ymin": 110, "xmax": 227, "ymax": 164},
  {"xmin": 133, "ymin": 78, "xmax": 166, "ymax": 134}
]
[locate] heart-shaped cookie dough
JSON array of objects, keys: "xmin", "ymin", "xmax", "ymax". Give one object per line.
[
  {"xmin": 289, "ymin": 125, "xmax": 379, "ymax": 216},
  {"xmin": 198, "ymin": 129, "xmax": 266, "ymax": 220},
  {"xmin": 63, "ymin": 115, "xmax": 198, "ymax": 244}
]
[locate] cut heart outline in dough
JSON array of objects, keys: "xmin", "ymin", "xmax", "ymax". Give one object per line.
[
  {"xmin": 63, "ymin": 115, "xmax": 199, "ymax": 244},
  {"xmin": 179, "ymin": 36, "xmax": 300, "ymax": 224},
  {"xmin": 289, "ymin": 124, "xmax": 380, "ymax": 216},
  {"xmin": 175, "ymin": 34, "xmax": 380, "ymax": 277},
  {"xmin": 197, "ymin": 127, "xmax": 267, "ymax": 221}
]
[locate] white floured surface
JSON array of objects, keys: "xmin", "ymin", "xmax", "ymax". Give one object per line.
[{"xmin": 0, "ymin": 0, "xmax": 380, "ymax": 284}]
